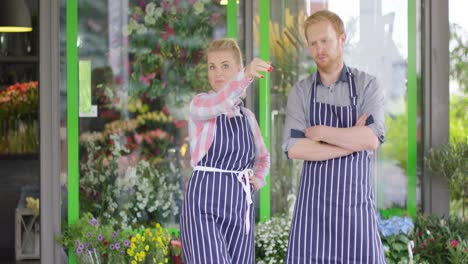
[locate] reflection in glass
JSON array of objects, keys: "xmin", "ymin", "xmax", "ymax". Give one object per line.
[
  {"xmin": 63, "ymin": 1, "xmax": 225, "ymax": 231},
  {"xmin": 265, "ymin": 0, "xmax": 415, "ymax": 218}
]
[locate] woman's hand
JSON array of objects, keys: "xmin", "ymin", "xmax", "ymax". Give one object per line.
[
  {"xmin": 244, "ymin": 58, "xmax": 272, "ymax": 79},
  {"xmin": 249, "ymin": 175, "xmax": 262, "ymax": 191}
]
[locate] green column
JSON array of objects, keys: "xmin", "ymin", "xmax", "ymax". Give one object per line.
[
  {"xmin": 407, "ymin": 0, "xmax": 417, "ymax": 218},
  {"xmin": 66, "ymin": 0, "xmax": 79, "ymax": 262},
  {"xmin": 226, "ymin": 0, "xmax": 237, "ymax": 38},
  {"xmin": 258, "ymin": 0, "xmax": 271, "ymax": 222}
]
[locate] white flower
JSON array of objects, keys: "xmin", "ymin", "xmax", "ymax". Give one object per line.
[
  {"xmin": 154, "ymin": 7, "xmax": 163, "ymax": 18},
  {"xmin": 193, "ymin": 2, "xmax": 204, "ymax": 14},
  {"xmin": 145, "ymin": 3, "xmax": 156, "ymax": 14},
  {"xmin": 144, "ymin": 15, "xmax": 156, "ymax": 25},
  {"xmin": 136, "ymin": 25, "xmax": 148, "ymax": 35},
  {"xmin": 122, "ymin": 25, "xmax": 132, "ymax": 36}
]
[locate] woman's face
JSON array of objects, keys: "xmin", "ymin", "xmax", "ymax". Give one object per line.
[{"xmin": 207, "ymin": 50, "xmax": 242, "ymax": 92}]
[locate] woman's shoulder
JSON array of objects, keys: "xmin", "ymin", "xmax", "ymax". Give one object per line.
[{"xmin": 240, "ymin": 107, "xmax": 259, "ymax": 122}]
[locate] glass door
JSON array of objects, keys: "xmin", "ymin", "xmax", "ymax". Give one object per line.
[{"xmin": 61, "ymin": 0, "xmax": 228, "ymax": 262}]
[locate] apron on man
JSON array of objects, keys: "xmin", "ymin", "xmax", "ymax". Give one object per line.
[{"xmin": 286, "ymin": 67, "xmax": 386, "ymax": 264}]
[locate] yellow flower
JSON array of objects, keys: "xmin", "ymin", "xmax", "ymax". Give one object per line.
[
  {"xmin": 127, "ymin": 249, "xmax": 134, "ymax": 256},
  {"xmin": 145, "ymin": 245, "xmax": 150, "ymax": 251},
  {"xmin": 136, "ymin": 233, "xmax": 141, "ymax": 240},
  {"xmin": 131, "ymin": 237, "xmax": 137, "ymax": 243},
  {"xmin": 26, "ymin": 197, "xmax": 40, "ymax": 217},
  {"xmin": 131, "ymin": 261, "xmax": 137, "ymax": 264}
]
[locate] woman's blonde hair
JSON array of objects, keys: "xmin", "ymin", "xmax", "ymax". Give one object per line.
[
  {"xmin": 207, "ymin": 38, "xmax": 243, "ymax": 66},
  {"xmin": 304, "ymin": 10, "xmax": 345, "ymax": 41}
]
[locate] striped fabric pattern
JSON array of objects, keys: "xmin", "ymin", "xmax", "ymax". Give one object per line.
[
  {"xmin": 188, "ymin": 70, "xmax": 269, "ymax": 187},
  {"xmin": 181, "ymin": 111, "xmax": 256, "ymax": 264},
  {"xmin": 286, "ymin": 71, "xmax": 386, "ymax": 263}
]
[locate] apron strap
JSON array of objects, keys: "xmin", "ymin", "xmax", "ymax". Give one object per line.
[
  {"xmin": 312, "ymin": 66, "xmax": 358, "ymax": 107},
  {"xmin": 346, "ymin": 66, "xmax": 358, "ymax": 107}
]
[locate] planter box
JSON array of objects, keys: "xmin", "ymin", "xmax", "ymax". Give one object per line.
[{"xmin": 15, "ymin": 207, "xmax": 40, "ymax": 260}]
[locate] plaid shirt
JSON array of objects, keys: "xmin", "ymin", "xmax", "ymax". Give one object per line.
[{"xmin": 188, "ymin": 70, "xmax": 270, "ymax": 188}]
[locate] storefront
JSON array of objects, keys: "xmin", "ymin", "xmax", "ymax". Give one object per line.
[{"xmin": 1, "ymin": 0, "xmax": 458, "ymax": 262}]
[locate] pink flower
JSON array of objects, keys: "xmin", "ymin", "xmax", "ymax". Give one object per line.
[
  {"xmin": 144, "ymin": 135, "xmax": 152, "ymax": 144},
  {"xmin": 139, "ymin": 0, "xmax": 146, "ymax": 10},
  {"xmin": 450, "ymin": 240, "xmax": 459, "ymax": 248},
  {"xmin": 188, "ymin": 0, "xmax": 197, "ymax": 4},
  {"xmin": 171, "ymin": 239, "xmax": 182, "ymax": 248},
  {"xmin": 161, "ymin": 0, "xmax": 171, "ymax": 12},
  {"xmin": 134, "ymin": 133, "xmax": 143, "ymax": 144},
  {"xmin": 161, "ymin": 24, "xmax": 175, "ymax": 40},
  {"xmin": 210, "ymin": 13, "xmax": 219, "ymax": 25},
  {"xmin": 139, "ymin": 72, "xmax": 156, "ymax": 86}
]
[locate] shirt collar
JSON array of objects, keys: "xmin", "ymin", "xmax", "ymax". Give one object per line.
[{"xmin": 315, "ymin": 64, "xmax": 349, "ymax": 86}]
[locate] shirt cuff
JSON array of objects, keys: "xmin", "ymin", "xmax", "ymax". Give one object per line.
[{"xmin": 367, "ymin": 123, "xmax": 385, "ymax": 144}]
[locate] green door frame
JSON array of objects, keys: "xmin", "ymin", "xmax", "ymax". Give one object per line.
[
  {"xmin": 407, "ymin": 0, "xmax": 417, "ymax": 218},
  {"xmin": 66, "ymin": 0, "xmax": 79, "ymax": 263}
]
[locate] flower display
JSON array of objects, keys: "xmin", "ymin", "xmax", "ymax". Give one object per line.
[
  {"xmin": 412, "ymin": 214, "xmax": 468, "ymax": 263},
  {"xmin": 57, "ymin": 213, "xmax": 172, "ymax": 264},
  {"xmin": 79, "ymin": 134, "xmax": 183, "ymax": 229},
  {"xmin": 378, "ymin": 215, "xmax": 414, "ymax": 237},
  {"xmin": 127, "ymin": 223, "xmax": 171, "ymax": 263},
  {"xmin": 123, "ymin": 0, "xmax": 223, "ymax": 103},
  {"xmin": 0, "ymin": 81, "xmax": 39, "ymax": 154},
  {"xmin": 0, "ymin": 81, "xmax": 38, "ymax": 119},
  {"xmin": 255, "ymin": 215, "xmax": 292, "ymax": 264}
]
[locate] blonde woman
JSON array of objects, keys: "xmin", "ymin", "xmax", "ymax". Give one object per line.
[{"xmin": 180, "ymin": 38, "xmax": 271, "ymax": 263}]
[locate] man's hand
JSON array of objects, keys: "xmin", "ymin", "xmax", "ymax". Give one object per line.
[
  {"xmin": 305, "ymin": 125, "xmax": 324, "ymax": 142},
  {"xmin": 355, "ymin": 114, "xmax": 368, "ymax": 126}
]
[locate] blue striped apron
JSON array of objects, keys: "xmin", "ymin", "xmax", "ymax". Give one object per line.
[
  {"xmin": 286, "ymin": 68, "xmax": 386, "ymax": 263},
  {"xmin": 181, "ymin": 109, "xmax": 256, "ymax": 264}
]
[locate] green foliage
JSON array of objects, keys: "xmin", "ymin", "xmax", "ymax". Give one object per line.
[
  {"xmin": 450, "ymin": 24, "xmax": 468, "ymax": 93},
  {"xmin": 425, "ymin": 140, "xmax": 468, "ymax": 218},
  {"xmin": 450, "ymin": 94, "xmax": 468, "ymax": 143},
  {"xmin": 381, "ymin": 233, "xmax": 412, "ymax": 264},
  {"xmin": 381, "ymin": 111, "xmax": 408, "ymax": 170}
]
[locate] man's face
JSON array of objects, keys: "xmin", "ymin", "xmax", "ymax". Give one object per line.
[
  {"xmin": 207, "ymin": 50, "xmax": 241, "ymax": 92},
  {"xmin": 305, "ymin": 21, "xmax": 346, "ymax": 70}
]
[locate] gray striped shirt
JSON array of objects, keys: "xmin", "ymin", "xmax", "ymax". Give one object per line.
[{"xmin": 282, "ymin": 65, "xmax": 386, "ymax": 154}]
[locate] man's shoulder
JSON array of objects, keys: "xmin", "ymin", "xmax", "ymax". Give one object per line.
[
  {"xmin": 348, "ymin": 66, "xmax": 377, "ymax": 82},
  {"xmin": 292, "ymin": 73, "xmax": 314, "ymax": 92}
]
